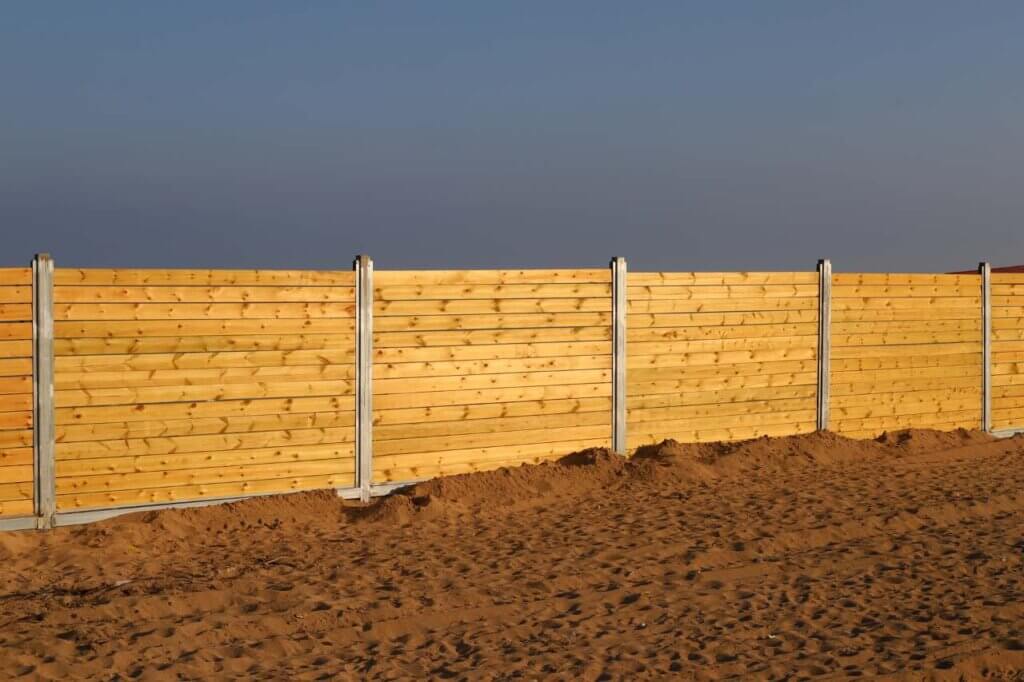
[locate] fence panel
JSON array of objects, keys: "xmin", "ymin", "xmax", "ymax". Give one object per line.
[
  {"xmin": 828, "ymin": 273, "xmax": 982, "ymax": 437},
  {"xmin": 51, "ymin": 268, "xmax": 357, "ymax": 512},
  {"xmin": 625, "ymin": 272, "xmax": 819, "ymax": 449},
  {"xmin": 371, "ymin": 269, "xmax": 613, "ymax": 483},
  {"xmin": 991, "ymin": 273, "xmax": 1024, "ymax": 431},
  {"xmin": 0, "ymin": 268, "xmax": 34, "ymax": 519}
]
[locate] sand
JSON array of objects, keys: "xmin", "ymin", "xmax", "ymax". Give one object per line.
[{"xmin": 1, "ymin": 428, "xmax": 1023, "ymax": 680}]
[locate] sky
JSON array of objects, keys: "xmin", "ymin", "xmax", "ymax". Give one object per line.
[{"xmin": 1, "ymin": 2, "xmax": 1023, "ymax": 272}]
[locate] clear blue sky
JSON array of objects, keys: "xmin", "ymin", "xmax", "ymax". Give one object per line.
[{"xmin": 2, "ymin": 2, "xmax": 1022, "ymax": 271}]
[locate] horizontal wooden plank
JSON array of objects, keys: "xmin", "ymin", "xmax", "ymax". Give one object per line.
[
  {"xmin": 629, "ymin": 335, "xmax": 817, "ymax": 357},
  {"xmin": 54, "ymin": 268, "xmax": 355, "ymax": 286},
  {"xmin": 627, "ymin": 284, "xmax": 818, "ymax": 300},
  {"xmin": 0, "ymin": 464, "xmax": 33, "ymax": 484},
  {"xmin": 0, "ymin": 340, "xmax": 32, "ymax": 358},
  {"xmin": 830, "ymin": 388, "xmax": 980, "ymax": 409},
  {"xmin": 374, "ymin": 382, "xmax": 610, "ymax": 411},
  {"xmin": 0, "ymin": 323, "xmax": 32, "ymax": 341},
  {"xmin": 628, "ymin": 397, "xmax": 814, "ymax": 425},
  {"xmin": 832, "ymin": 307, "xmax": 981, "ymax": 322},
  {"xmin": 831, "ymin": 285, "xmax": 978, "ymax": 298},
  {"xmin": 628, "ymin": 323, "xmax": 819, "ymax": 343},
  {"xmin": 57, "ymin": 457, "xmax": 352, "ymax": 496},
  {"xmin": 375, "ymin": 369, "xmax": 611, "ymax": 396},
  {"xmin": 0, "ymin": 286, "xmax": 31, "ymax": 304},
  {"xmin": 374, "ymin": 340, "xmax": 610, "ymax": 365},
  {"xmin": 832, "ymin": 353, "xmax": 979, "ymax": 372},
  {"xmin": 830, "ymin": 410, "xmax": 980, "ymax": 434},
  {"xmin": 375, "ymin": 354, "xmax": 610, "ymax": 380},
  {"xmin": 629, "ymin": 359, "xmax": 817, "ymax": 383},
  {"xmin": 830, "ymin": 342, "xmax": 981, "ymax": 359},
  {"xmin": 0, "ymin": 498, "xmax": 33, "ymax": 517},
  {"xmin": 628, "ymin": 309, "xmax": 817, "ymax": 328},
  {"xmin": 56, "ymin": 363, "xmax": 357, "ymax": 391},
  {"xmin": 831, "ymin": 397, "xmax": 981, "ymax": 420},
  {"xmin": 55, "ymin": 318, "xmax": 354, "ymax": 339},
  {"xmin": 55, "ymin": 348, "xmax": 356, "ymax": 373},
  {"xmin": 832, "ymin": 320, "xmax": 980, "ymax": 335},
  {"xmin": 374, "ymin": 312, "xmax": 611, "ymax": 333},
  {"xmin": 0, "ymin": 481, "xmax": 32, "ymax": 502},
  {"xmin": 628, "ymin": 371, "xmax": 817, "ymax": 397},
  {"xmin": 57, "ymin": 425, "xmax": 355, "ymax": 460},
  {"xmin": 831, "ymin": 273, "xmax": 979, "ymax": 286},
  {"xmin": 832, "ymin": 331, "xmax": 980, "ymax": 347},
  {"xmin": 57, "ymin": 443, "xmax": 354, "ymax": 478},
  {"xmin": 628, "ymin": 346, "xmax": 816, "ymax": 370},
  {"xmin": 0, "ymin": 358, "xmax": 32, "ymax": 377},
  {"xmin": 375, "ymin": 270, "xmax": 611, "ymax": 286},
  {"xmin": 58, "ymin": 409, "xmax": 354, "ymax": 444},
  {"xmin": 375, "ymin": 283, "xmax": 611, "ymax": 302},
  {"xmin": 0, "ymin": 269, "xmax": 31, "ymax": 286},
  {"xmin": 57, "ymin": 395, "xmax": 354, "ymax": 427},
  {"xmin": 54, "ymin": 302, "xmax": 356, "ymax": 321},
  {"xmin": 0, "ymin": 410, "xmax": 31, "ymax": 431},
  {"xmin": 55, "ymin": 333, "xmax": 355, "ymax": 356},
  {"xmin": 56, "ymin": 379, "xmax": 355, "ymax": 409},
  {"xmin": 0, "ymin": 375, "xmax": 31, "ymax": 395},
  {"xmin": 54, "ymin": 285, "xmax": 355, "ymax": 304},
  {"xmin": 372, "ymin": 396, "xmax": 611, "ymax": 428},
  {"xmin": 376, "ymin": 297, "xmax": 610, "ymax": 316},
  {"xmin": 832, "ymin": 377, "xmax": 981, "ymax": 397},
  {"xmin": 628, "ymin": 384, "xmax": 818, "ymax": 411},
  {"xmin": 375, "ymin": 409, "xmax": 609, "ymax": 442},
  {"xmin": 375, "ymin": 327, "xmax": 611, "ymax": 349},
  {"xmin": 55, "ymin": 472, "xmax": 352, "ymax": 511},
  {"xmin": 627, "ymin": 297, "xmax": 817, "ymax": 314},
  {"xmin": 627, "ymin": 421, "xmax": 816, "ymax": 449},
  {"xmin": 627, "ymin": 272, "xmax": 817, "ymax": 286},
  {"xmin": 0, "ymin": 428, "xmax": 32, "ymax": 449},
  {"xmin": 831, "ymin": 365, "xmax": 980, "ymax": 385},
  {"xmin": 0, "ymin": 394, "xmax": 32, "ymax": 413},
  {"xmin": 832, "ymin": 296, "xmax": 979, "ymax": 310},
  {"xmin": 626, "ymin": 409, "xmax": 816, "ymax": 437},
  {"xmin": 0, "ymin": 304, "xmax": 32, "ymax": 322},
  {"xmin": 376, "ymin": 424, "xmax": 609, "ymax": 457},
  {"xmin": 991, "ymin": 274, "xmax": 1024, "ymax": 286}
]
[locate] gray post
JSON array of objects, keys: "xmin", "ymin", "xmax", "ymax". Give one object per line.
[
  {"xmin": 980, "ymin": 261, "xmax": 991, "ymax": 432},
  {"xmin": 32, "ymin": 253, "xmax": 56, "ymax": 529},
  {"xmin": 611, "ymin": 257, "xmax": 627, "ymax": 454},
  {"xmin": 816, "ymin": 259, "xmax": 832, "ymax": 431},
  {"xmin": 354, "ymin": 255, "xmax": 374, "ymax": 502}
]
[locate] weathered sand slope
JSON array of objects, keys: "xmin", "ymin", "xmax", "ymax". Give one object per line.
[{"xmin": 1, "ymin": 429, "xmax": 1023, "ymax": 680}]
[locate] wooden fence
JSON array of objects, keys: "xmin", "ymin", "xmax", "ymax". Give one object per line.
[{"xmin": 0, "ymin": 255, "xmax": 1019, "ymax": 530}]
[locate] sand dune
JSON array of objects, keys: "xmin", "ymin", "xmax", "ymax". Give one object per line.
[{"xmin": 1, "ymin": 429, "xmax": 1023, "ymax": 679}]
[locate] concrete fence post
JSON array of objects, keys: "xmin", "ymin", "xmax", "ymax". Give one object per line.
[
  {"xmin": 32, "ymin": 253, "xmax": 56, "ymax": 529},
  {"xmin": 980, "ymin": 261, "xmax": 991, "ymax": 433},
  {"xmin": 611, "ymin": 257, "xmax": 627, "ymax": 454},
  {"xmin": 354, "ymin": 255, "xmax": 374, "ymax": 502},
  {"xmin": 816, "ymin": 259, "xmax": 832, "ymax": 431}
]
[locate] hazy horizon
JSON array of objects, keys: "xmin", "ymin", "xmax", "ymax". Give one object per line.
[{"xmin": 2, "ymin": 2, "xmax": 1023, "ymax": 272}]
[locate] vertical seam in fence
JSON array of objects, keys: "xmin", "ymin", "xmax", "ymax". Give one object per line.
[
  {"xmin": 611, "ymin": 257, "xmax": 627, "ymax": 454},
  {"xmin": 354, "ymin": 255, "xmax": 374, "ymax": 502},
  {"xmin": 980, "ymin": 261, "xmax": 991, "ymax": 433},
  {"xmin": 816, "ymin": 259, "xmax": 832, "ymax": 431},
  {"xmin": 32, "ymin": 253, "xmax": 55, "ymax": 529}
]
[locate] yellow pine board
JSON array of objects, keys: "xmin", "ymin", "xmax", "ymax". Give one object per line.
[
  {"xmin": 0, "ymin": 410, "xmax": 31, "ymax": 431},
  {"xmin": 374, "ymin": 382, "xmax": 610, "ymax": 411},
  {"xmin": 372, "ymin": 438, "xmax": 605, "ymax": 479},
  {"xmin": 627, "ymin": 384, "xmax": 818, "ymax": 411},
  {"xmin": 831, "ymin": 331, "xmax": 979, "ymax": 346},
  {"xmin": 628, "ymin": 359, "xmax": 817, "ymax": 383},
  {"xmin": 0, "ymin": 428, "xmax": 32, "ymax": 449},
  {"xmin": 56, "ymin": 333, "xmax": 356, "ymax": 357},
  {"xmin": 0, "ymin": 304, "xmax": 31, "ymax": 321},
  {"xmin": 56, "ymin": 363, "xmax": 357, "ymax": 391},
  {"xmin": 374, "ymin": 340, "xmax": 610, "ymax": 364},
  {"xmin": 831, "ymin": 397, "xmax": 981, "ymax": 420},
  {"xmin": 375, "ymin": 326, "xmax": 611, "ymax": 349},
  {"xmin": 627, "ymin": 284, "xmax": 818, "ymax": 300},
  {"xmin": 831, "ymin": 285, "xmax": 977, "ymax": 298},
  {"xmin": 628, "ymin": 309, "xmax": 817, "ymax": 329},
  {"xmin": 830, "ymin": 410, "xmax": 980, "ymax": 433},
  {"xmin": 628, "ymin": 335, "xmax": 817, "ymax": 357},
  {"xmin": 57, "ymin": 442, "xmax": 354, "ymax": 477},
  {"xmin": 375, "ymin": 368, "xmax": 611, "ymax": 396},
  {"xmin": 55, "ymin": 318, "xmax": 354, "ymax": 339},
  {"xmin": 628, "ymin": 322, "xmax": 819, "ymax": 343},
  {"xmin": 0, "ymin": 481, "xmax": 32, "ymax": 501},
  {"xmin": 375, "ymin": 270, "xmax": 610, "ymax": 286},
  {"xmin": 0, "ymin": 323, "xmax": 32, "ymax": 341},
  {"xmin": 831, "ymin": 273, "xmax": 978, "ymax": 286},
  {"xmin": 0, "ymin": 498, "xmax": 33, "ymax": 517},
  {"xmin": 829, "ymin": 388, "xmax": 980, "ymax": 409},
  {"xmin": 375, "ymin": 410, "xmax": 609, "ymax": 442},
  {"xmin": 54, "ymin": 285, "xmax": 355, "ymax": 303},
  {"xmin": 0, "ymin": 269, "xmax": 31, "ymax": 285},
  {"xmin": 375, "ymin": 297, "xmax": 610, "ymax": 316},
  {"xmin": 55, "ymin": 268, "xmax": 355, "ymax": 286},
  {"xmin": 57, "ymin": 425, "xmax": 355, "ymax": 460},
  {"xmin": 375, "ymin": 354, "xmax": 611, "ymax": 380},
  {"xmin": 628, "ymin": 346, "xmax": 816, "ymax": 370},
  {"xmin": 0, "ymin": 394, "xmax": 32, "ymax": 413},
  {"xmin": 831, "ymin": 377, "xmax": 981, "ymax": 397},
  {"xmin": 627, "ymin": 421, "xmax": 816, "ymax": 449},
  {"xmin": 832, "ymin": 320, "xmax": 980, "ymax": 334},
  {"xmin": 372, "ymin": 396, "xmax": 611, "ymax": 428},
  {"xmin": 58, "ymin": 409, "xmax": 355, "ymax": 444},
  {"xmin": 55, "ymin": 347, "xmax": 356, "ymax": 373},
  {"xmin": 626, "ymin": 409, "xmax": 816, "ymax": 436},
  {"xmin": 0, "ymin": 286, "xmax": 32, "ymax": 304},
  {"xmin": 54, "ymin": 302, "xmax": 356, "ymax": 321},
  {"xmin": 56, "ymin": 378, "xmax": 355, "ymax": 408},
  {"xmin": 55, "ymin": 473, "xmax": 353, "ymax": 511},
  {"xmin": 832, "ymin": 297, "xmax": 979, "ymax": 310},
  {"xmin": 375, "ymin": 283, "xmax": 611, "ymax": 302},
  {"xmin": 0, "ymin": 340, "xmax": 32, "ymax": 358},
  {"xmin": 374, "ymin": 312, "xmax": 611, "ymax": 333},
  {"xmin": 0, "ymin": 464, "xmax": 34, "ymax": 484},
  {"xmin": 627, "ymin": 272, "xmax": 817, "ymax": 286},
  {"xmin": 830, "ymin": 342, "xmax": 980, "ymax": 359},
  {"xmin": 626, "ymin": 297, "xmax": 817, "ymax": 314},
  {"xmin": 831, "ymin": 365, "xmax": 980, "ymax": 385},
  {"xmin": 628, "ymin": 397, "xmax": 814, "ymax": 424},
  {"xmin": 376, "ymin": 424, "xmax": 610, "ymax": 457},
  {"xmin": 0, "ymin": 375, "xmax": 31, "ymax": 395},
  {"xmin": 831, "ymin": 353, "xmax": 979, "ymax": 372},
  {"xmin": 0, "ymin": 358, "xmax": 32, "ymax": 376},
  {"xmin": 627, "ymin": 371, "xmax": 817, "ymax": 397},
  {"xmin": 58, "ymin": 395, "xmax": 354, "ymax": 427}
]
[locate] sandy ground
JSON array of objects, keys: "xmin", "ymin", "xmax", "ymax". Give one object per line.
[{"xmin": 1, "ymin": 429, "xmax": 1023, "ymax": 680}]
